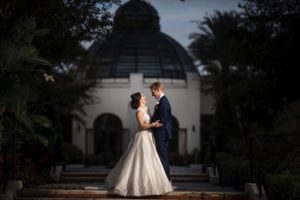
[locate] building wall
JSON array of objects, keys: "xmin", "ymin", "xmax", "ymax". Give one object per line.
[{"xmin": 72, "ymin": 72, "xmax": 201, "ymax": 155}]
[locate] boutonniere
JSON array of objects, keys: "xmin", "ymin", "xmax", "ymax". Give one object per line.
[{"xmin": 155, "ymin": 101, "xmax": 159, "ymax": 110}]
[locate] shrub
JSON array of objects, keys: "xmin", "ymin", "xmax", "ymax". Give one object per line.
[
  {"xmin": 15, "ymin": 157, "xmax": 49, "ymax": 187},
  {"xmin": 169, "ymin": 152, "xmax": 189, "ymax": 166},
  {"xmin": 61, "ymin": 143, "xmax": 83, "ymax": 164},
  {"xmin": 265, "ymin": 171, "xmax": 300, "ymax": 200},
  {"xmin": 217, "ymin": 152, "xmax": 250, "ymax": 190}
]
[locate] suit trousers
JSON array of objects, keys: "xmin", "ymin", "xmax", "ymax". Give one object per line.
[{"xmin": 154, "ymin": 138, "xmax": 170, "ymax": 180}]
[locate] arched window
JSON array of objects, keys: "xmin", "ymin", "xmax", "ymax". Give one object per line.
[{"xmin": 94, "ymin": 114, "xmax": 123, "ymax": 164}]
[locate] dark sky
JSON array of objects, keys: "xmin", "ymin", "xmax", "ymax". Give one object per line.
[
  {"xmin": 83, "ymin": 0, "xmax": 241, "ymax": 49},
  {"xmin": 118, "ymin": 0, "xmax": 241, "ymax": 49}
]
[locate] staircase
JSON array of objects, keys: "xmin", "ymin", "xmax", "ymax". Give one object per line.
[
  {"xmin": 15, "ymin": 165, "xmax": 250, "ymax": 200},
  {"xmin": 59, "ymin": 171, "xmax": 209, "ymax": 183}
]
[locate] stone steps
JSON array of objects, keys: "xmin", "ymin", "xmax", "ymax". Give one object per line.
[
  {"xmin": 16, "ymin": 189, "xmax": 249, "ymax": 200},
  {"xmin": 16, "ymin": 166, "xmax": 250, "ymax": 199},
  {"xmin": 59, "ymin": 173, "xmax": 209, "ymax": 183}
]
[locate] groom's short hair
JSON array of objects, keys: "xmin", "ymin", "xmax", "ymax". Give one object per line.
[{"xmin": 150, "ymin": 82, "xmax": 164, "ymax": 91}]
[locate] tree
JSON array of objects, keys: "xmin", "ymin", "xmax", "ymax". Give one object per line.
[
  {"xmin": 189, "ymin": 11, "xmax": 243, "ymax": 94},
  {"xmin": 190, "ymin": 1, "xmax": 300, "ymax": 128},
  {"xmin": 0, "ymin": 1, "xmax": 122, "ymax": 174},
  {"xmin": 1, "ymin": 0, "xmax": 120, "ymax": 63},
  {"xmin": 0, "ymin": 17, "xmax": 52, "ymax": 152},
  {"xmin": 235, "ymin": 0, "xmax": 300, "ymax": 125},
  {"xmin": 1, "ymin": 0, "xmax": 121, "ymax": 143},
  {"xmin": 210, "ymin": 93, "xmax": 241, "ymax": 151},
  {"xmin": 189, "ymin": 11, "xmax": 242, "ymax": 149}
]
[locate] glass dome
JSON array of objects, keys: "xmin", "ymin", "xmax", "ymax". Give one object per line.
[
  {"xmin": 87, "ymin": 0, "xmax": 196, "ymax": 79},
  {"xmin": 113, "ymin": 0, "xmax": 160, "ymax": 31}
]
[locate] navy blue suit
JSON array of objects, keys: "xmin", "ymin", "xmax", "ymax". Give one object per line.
[{"xmin": 151, "ymin": 95, "xmax": 172, "ymax": 179}]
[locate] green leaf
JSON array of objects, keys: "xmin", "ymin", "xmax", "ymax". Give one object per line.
[
  {"xmin": 30, "ymin": 115, "xmax": 52, "ymax": 128},
  {"xmin": 31, "ymin": 134, "xmax": 49, "ymax": 147},
  {"xmin": 0, "ymin": 41, "xmax": 38, "ymax": 68},
  {"xmin": 34, "ymin": 29, "xmax": 50, "ymax": 37},
  {"xmin": 16, "ymin": 114, "xmax": 35, "ymax": 134},
  {"xmin": 25, "ymin": 56, "xmax": 52, "ymax": 66}
]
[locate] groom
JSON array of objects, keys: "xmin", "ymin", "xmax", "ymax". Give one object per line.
[{"xmin": 150, "ymin": 82, "xmax": 172, "ymax": 180}]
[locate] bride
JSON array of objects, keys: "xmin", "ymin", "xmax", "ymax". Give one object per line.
[{"xmin": 105, "ymin": 92, "xmax": 173, "ymax": 196}]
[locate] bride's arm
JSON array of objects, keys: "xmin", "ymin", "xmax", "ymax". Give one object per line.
[{"xmin": 136, "ymin": 110, "xmax": 161, "ymax": 130}]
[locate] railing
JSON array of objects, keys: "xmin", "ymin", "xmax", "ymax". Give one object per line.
[
  {"xmin": 209, "ymin": 136, "xmax": 217, "ymax": 176},
  {"xmin": 249, "ymin": 135, "xmax": 263, "ymax": 198},
  {"xmin": 0, "ymin": 129, "xmax": 16, "ymax": 194}
]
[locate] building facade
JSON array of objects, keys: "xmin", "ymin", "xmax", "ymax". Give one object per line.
[{"xmin": 72, "ymin": 0, "xmax": 203, "ymax": 163}]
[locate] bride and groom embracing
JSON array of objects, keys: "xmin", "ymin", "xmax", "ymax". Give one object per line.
[{"xmin": 105, "ymin": 82, "xmax": 173, "ymax": 196}]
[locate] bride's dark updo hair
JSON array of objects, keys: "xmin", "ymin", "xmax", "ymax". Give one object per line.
[{"xmin": 130, "ymin": 92, "xmax": 141, "ymax": 109}]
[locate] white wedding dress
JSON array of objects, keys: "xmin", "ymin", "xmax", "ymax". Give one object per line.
[{"xmin": 105, "ymin": 107, "xmax": 172, "ymax": 196}]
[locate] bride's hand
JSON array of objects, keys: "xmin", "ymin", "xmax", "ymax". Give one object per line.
[{"xmin": 153, "ymin": 120, "xmax": 163, "ymax": 127}]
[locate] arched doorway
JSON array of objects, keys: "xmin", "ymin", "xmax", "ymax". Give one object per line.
[
  {"xmin": 94, "ymin": 114, "xmax": 123, "ymax": 164},
  {"xmin": 169, "ymin": 116, "xmax": 179, "ymax": 154}
]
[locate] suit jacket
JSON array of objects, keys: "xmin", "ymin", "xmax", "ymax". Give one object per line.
[{"xmin": 151, "ymin": 95, "xmax": 172, "ymax": 141}]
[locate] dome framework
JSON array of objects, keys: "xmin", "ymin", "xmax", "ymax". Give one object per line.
[{"xmin": 87, "ymin": 0, "xmax": 196, "ymax": 79}]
